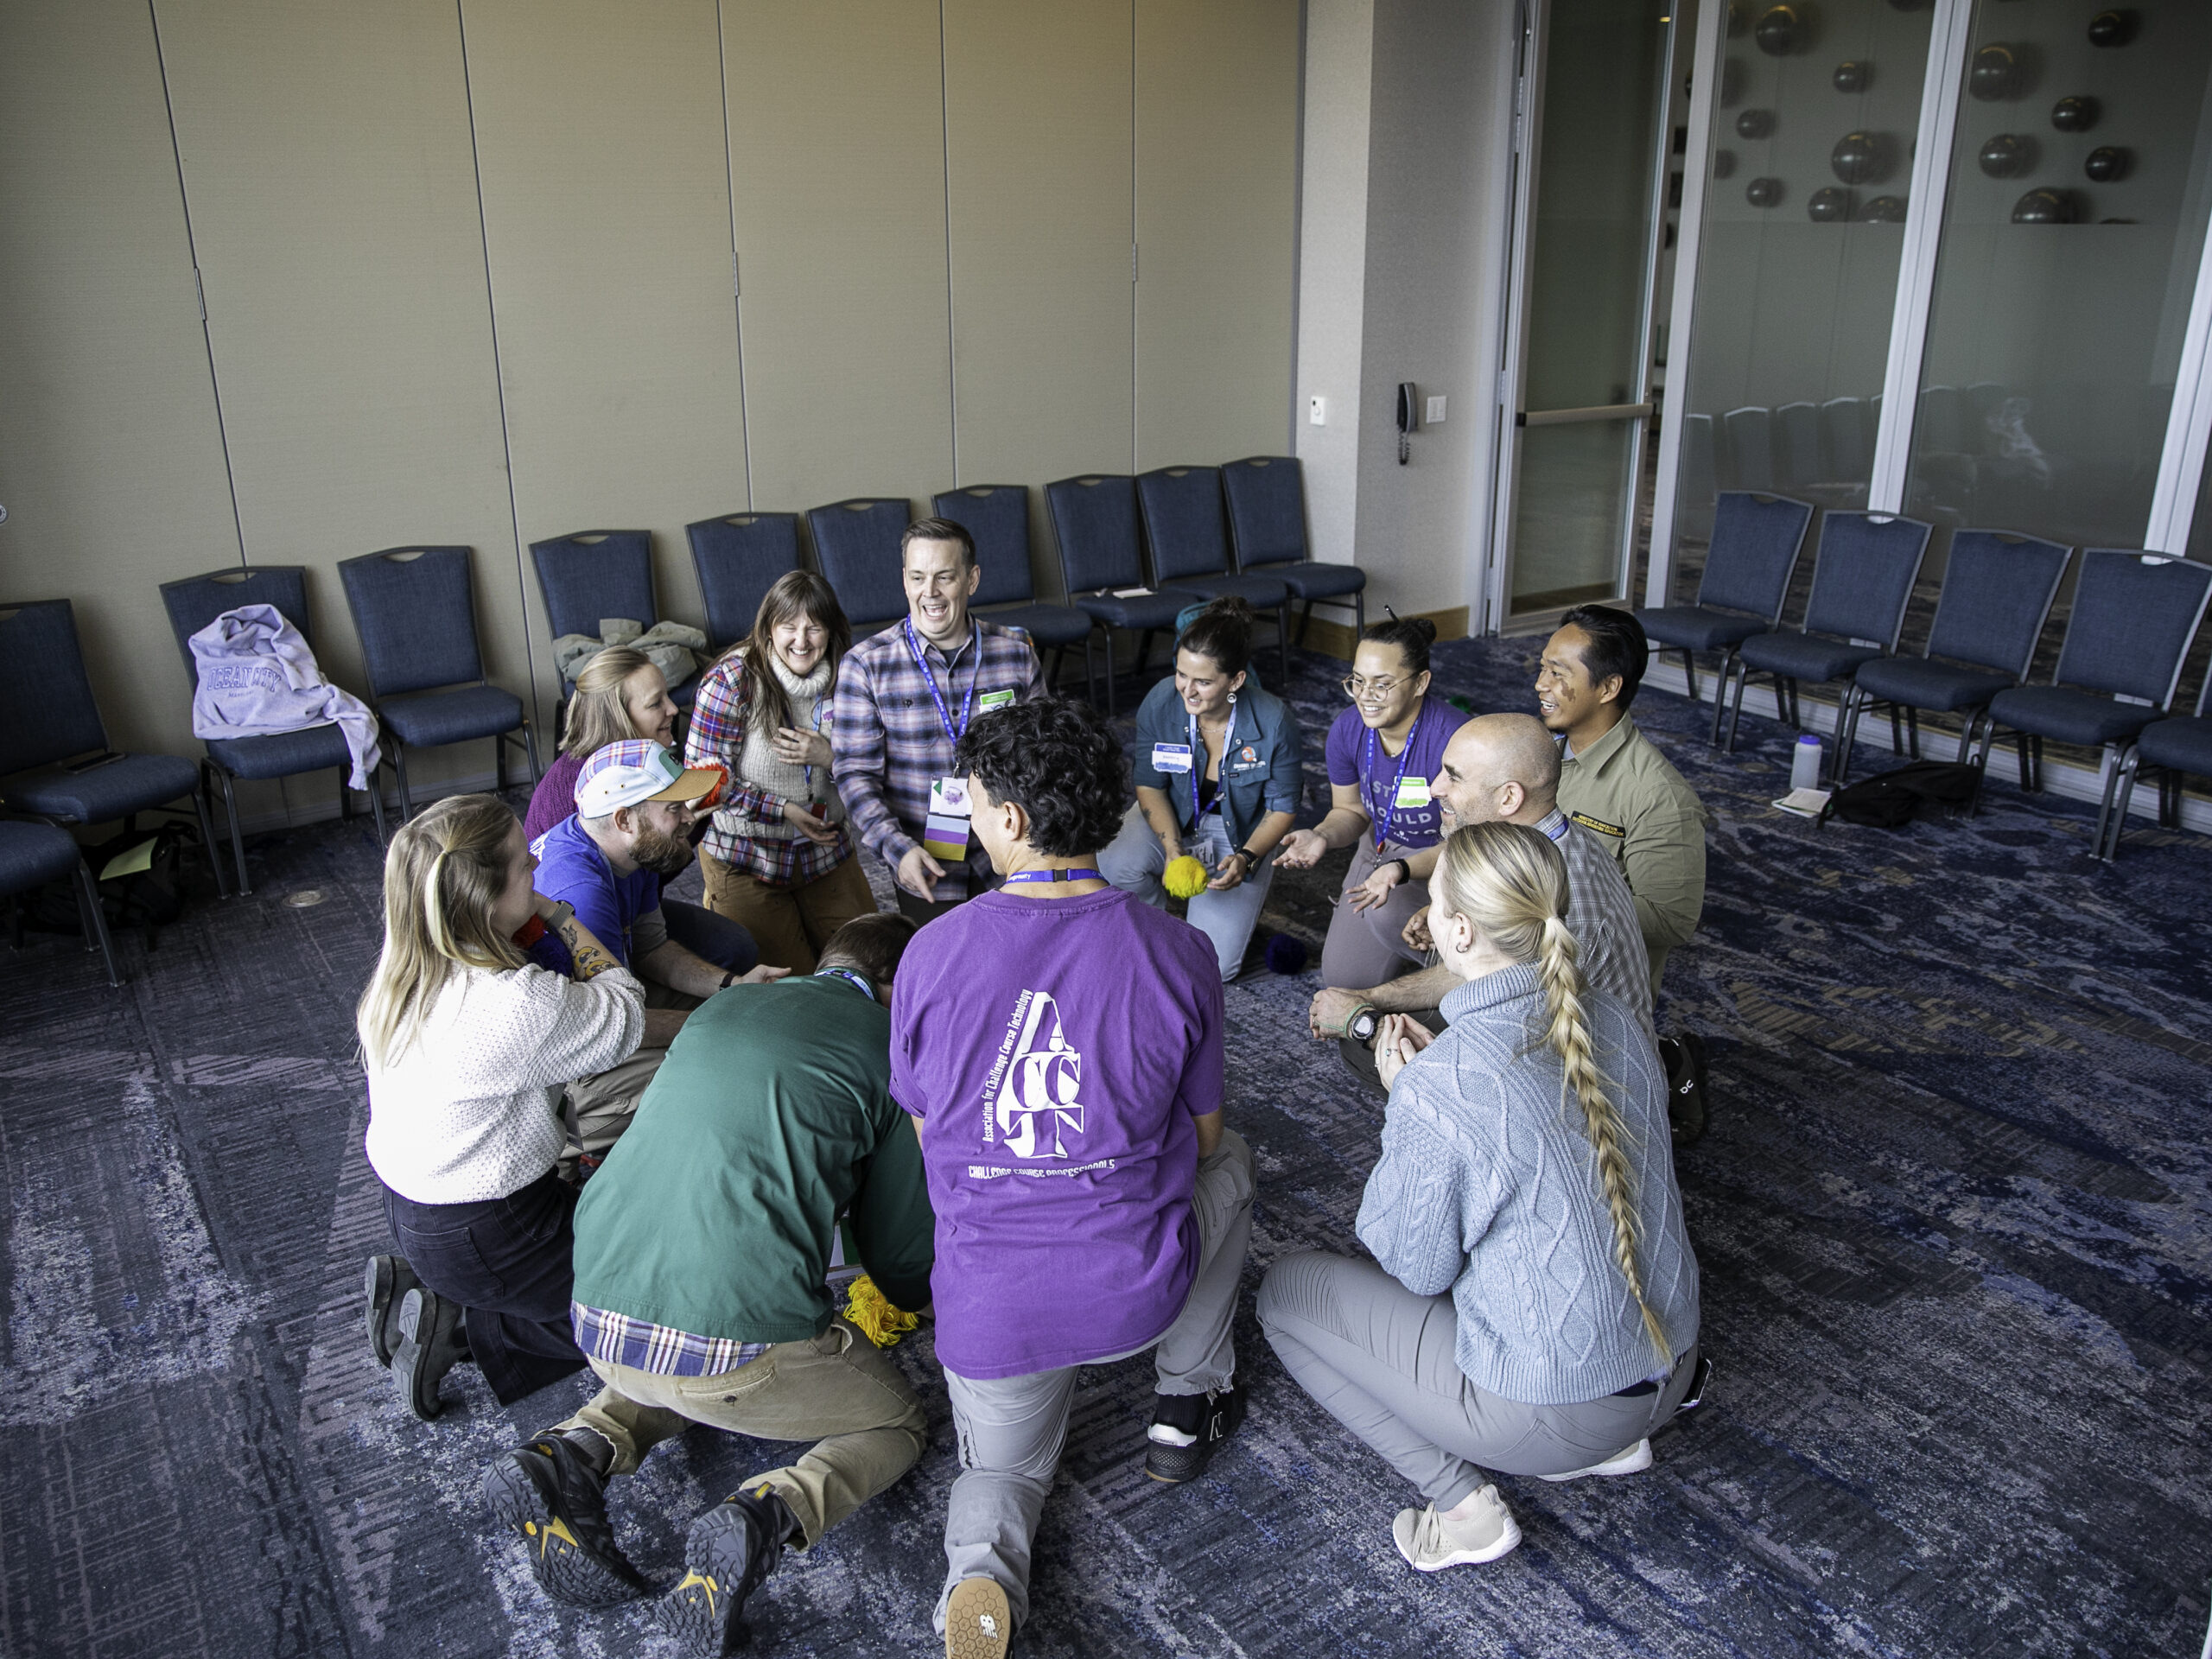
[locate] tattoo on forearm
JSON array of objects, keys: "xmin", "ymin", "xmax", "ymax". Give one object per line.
[{"xmin": 557, "ymin": 918, "xmax": 619, "ymax": 982}]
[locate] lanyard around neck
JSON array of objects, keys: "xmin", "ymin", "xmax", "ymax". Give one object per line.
[
  {"xmin": 904, "ymin": 618, "xmax": 978, "ymax": 747},
  {"xmin": 816, "ymin": 967, "xmax": 875, "ymax": 1001},
  {"xmin": 1363, "ymin": 701, "xmax": 1423, "ymax": 851},
  {"xmin": 1003, "ymin": 868, "xmax": 1102, "ymax": 884},
  {"xmin": 1185, "ymin": 700, "xmax": 1236, "ymax": 824}
]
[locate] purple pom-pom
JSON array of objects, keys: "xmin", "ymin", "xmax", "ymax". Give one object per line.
[{"xmin": 1265, "ymin": 933, "xmax": 1309, "ymax": 976}]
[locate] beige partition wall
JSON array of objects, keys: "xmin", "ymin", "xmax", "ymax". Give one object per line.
[
  {"xmin": 157, "ymin": 0, "xmax": 526, "ymax": 819},
  {"xmin": 461, "ymin": 0, "xmax": 750, "ymax": 729},
  {"xmin": 943, "ymin": 0, "xmax": 1135, "ymax": 601},
  {"xmin": 1135, "ymin": 0, "xmax": 1300, "ymax": 473},
  {"xmin": 723, "ymin": 0, "xmax": 954, "ymax": 518},
  {"xmin": 0, "ymin": 1, "xmax": 241, "ymax": 760}
]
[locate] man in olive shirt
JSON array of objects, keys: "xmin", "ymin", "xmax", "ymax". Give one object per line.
[
  {"xmin": 1539, "ymin": 605, "xmax": 1713, "ymax": 1136},
  {"xmin": 480, "ymin": 913, "xmax": 932, "ymax": 1654}
]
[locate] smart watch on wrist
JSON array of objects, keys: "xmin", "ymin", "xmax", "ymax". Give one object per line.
[
  {"xmin": 545, "ymin": 900, "xmax": 575, "ymax": 930},
  {"xmin": 1387, "ymin": 857, "xmax": 1411, "ymax": 886},
  {"xmin": 1347, "ymin": 1004, "xmax": 1381, "ymax": 1046},
  {"xmin": 719, "ymin": 969, "xmax": 739, "ymax": 989}
]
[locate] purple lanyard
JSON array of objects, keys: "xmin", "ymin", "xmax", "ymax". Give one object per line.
[
  {"xmin": 1186, "ymin": 702, "xmax": 1236, "ymax": 824},
  {"xmin": 1004, "ymin": 868, "xmax": 1102, "ymax": 883},
  {"xmin": 1362, "ymin": 702, "xmax": 1424, "ymax": 852},
  {"xmin": 904, "ymin": 619, "xmax": 978, "ymax": 748}
]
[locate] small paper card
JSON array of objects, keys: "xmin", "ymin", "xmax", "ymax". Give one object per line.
[
  {"xmin": 976, "ymin": 689, "xmax": 1015, "ymax": 714},
  {"xmin": 1772, "ymin": 787, "xmax": 1830, "ymax": 818},
  {"xmin": 929, "ymin": 777, "xmax": 972, "ymax": 819},
  {"xmin": 100, "ymin": 837, "xmax": 157, "ymax": 882},
  {"xmin": 1111, "ymin": 586, "xmax": 1153, "ymax": 598},
  {"xmin": 1151, "ymin": 742, "xmax": 1194, "ymax": 774},
  {"xmin": 1394, "ymin": 776, "xmax": 1433, "ymax": 810}
]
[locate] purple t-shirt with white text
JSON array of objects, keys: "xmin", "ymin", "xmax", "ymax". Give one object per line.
[
  {"xmin": 890, "ymin": 887, "xmax": 1226, "ymax": 1379},
  {"xmin": 1324, "ymin": 698, "xmax": 1462, "ymax": 849}
]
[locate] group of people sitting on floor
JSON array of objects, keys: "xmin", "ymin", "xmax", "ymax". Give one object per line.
[{"xmin": 353, "ymin": 516, "xmax": 1713, "ymax": 1658}]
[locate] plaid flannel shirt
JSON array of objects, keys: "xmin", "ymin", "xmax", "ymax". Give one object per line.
[
  {"xmin": 570, "ymin": 1301, "xmax": 767, "ymax": 1378},
  {"xmin": 827, "ymin": 617, "xmax": 1045, "ymax": 896},
  {"xmin": 683, "ymin": 651, "xmax": 851, "ymax": 887}
]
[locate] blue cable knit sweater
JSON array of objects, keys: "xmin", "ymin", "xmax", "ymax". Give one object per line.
[{"xmin": 1356, "ymin": 962, "xmax": 1700, "ymax": 1405}]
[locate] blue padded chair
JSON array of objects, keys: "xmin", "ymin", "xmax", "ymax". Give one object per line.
[
  {"xmin": 338, "ymin": 546, "xmax": 537, "ymax": 822},
  {"xmin": 687, "ymin": 511, "xmax": 803, "ymax": 651},
  {"xmin": 1636, "ymin": 490, "xmax": 1814, "ymax": 743},
  {"xmin": 1983, "ymin": 550, "xmax": 2212, "ymax": 858},
  {"xmin": 2107, "ymin": 674, "xmax": 2212, "ymax": 859},
  {"xmin": 1045, "ymin": 474, "xmax": 1205, "ymax": 715},
  {"xmin": 0, "ymin": 599, "xmax": 222, "ymax": 906},
  {"xmin": 160, "ymin": 567, "xmax": 383, "ymax": 894},
  {"xmin": 932, "ymin": 485, "xmax": 1096, "ymax": 700},
  {"xmin": 1136, "ymin": 466, "xmax": 1291, "ymax": 686},
  {"xmin": 1721, "ymin": 511, "xmax": 1932, "ymax": 757},
  {"xmin": 1840, "ymin": 529, "xmax": 2070, "ymax": 786},
  {"xmin": 1220, "ymin": 455, "xmax": 1366, "ymax": 646},
  {"xmin": 529, "ymin": 529, "xmax": 696, "ymax": 708},
  {"xmin": 806, "ymin": 499, "xmax": 912, "ymax": 639},
  {"xmin": 1, "ymin": 817, "xmax": 120, "ymax": 986}
]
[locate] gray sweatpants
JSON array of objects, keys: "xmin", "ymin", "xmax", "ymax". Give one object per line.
[
  {"xmin": 1319, "ymin": 838, "xmax": 1432, "ymax": 989},
  {"xmin": 1257, "ymin": 1250, "xmax": 1697, "ymax": 1510},
  {"xmin": 934, "ymin": 1128, "xmax": 1255, "ymax": 1634}
]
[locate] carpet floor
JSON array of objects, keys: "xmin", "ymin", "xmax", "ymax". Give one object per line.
[{"xmin": 2, "ymin": 635, "xmax": 2207, "ymax": 1659}]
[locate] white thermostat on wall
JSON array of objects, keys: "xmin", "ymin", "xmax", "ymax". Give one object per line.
[
  {"xmin": 1308, "ymin": 396, "xmax": 1327, "ymax": 426},
  {"xmin": 1426, "ymin": 396, "xmax": 1447, "ymax": 423}
]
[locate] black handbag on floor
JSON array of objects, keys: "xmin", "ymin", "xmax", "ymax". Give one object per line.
[
  {"xmin": 16, "ymin": 822, "xmax": 194, "ymax": 944},
  {"xmin": 1820, "ymin": 761, "xmax": 1980, "ymax": 828}
]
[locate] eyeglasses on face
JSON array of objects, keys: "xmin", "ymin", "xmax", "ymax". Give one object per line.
[{"xmin": 1341, "ymin": 675, "xmax": 1405, "ymax": 700}]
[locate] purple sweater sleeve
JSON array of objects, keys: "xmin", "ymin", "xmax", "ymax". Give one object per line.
[{"xmin": 522, "ymin": 753, "xmax": 584, "ymax": 844}]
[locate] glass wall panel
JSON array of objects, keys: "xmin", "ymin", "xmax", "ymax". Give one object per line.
[
  {"xmin": 1666, "ymin": 0, "xmax": 1934, "ymax": 577},
  {"xmin": 1905, "ymin": 1, "xmax": 2212, "ymax": 548}
]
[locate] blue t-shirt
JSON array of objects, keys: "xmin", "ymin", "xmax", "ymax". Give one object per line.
[
  {"xmin": 527, "ymin": 815, "xmax": 659, "ymax": 975},
  {"xmin": 1323, "ymin": 698, "xmax": 1461, "ymax": 850}
]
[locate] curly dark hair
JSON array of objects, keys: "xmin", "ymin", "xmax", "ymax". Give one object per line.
[{"xmin": 953, "ymin": 696, "xmax": 1130, "ymax": 857}]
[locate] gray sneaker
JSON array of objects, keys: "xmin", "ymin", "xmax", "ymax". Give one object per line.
[{"xmin": 1391, "ymin": 1485, "xmax": 1523, "ymax": 1571}]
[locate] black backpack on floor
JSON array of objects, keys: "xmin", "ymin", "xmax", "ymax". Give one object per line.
[
  {"xmin": 15, "ymin": 822, "xmax": 194, "ymax": 946},
  {"xmin": 1819, "ymin": 761, "xmax": 1980, "ymax": 829}
]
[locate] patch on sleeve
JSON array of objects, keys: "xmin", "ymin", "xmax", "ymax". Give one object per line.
[{"xmin": 1570, "ymin": 810, "xmax": 1625, "ymax": 839}]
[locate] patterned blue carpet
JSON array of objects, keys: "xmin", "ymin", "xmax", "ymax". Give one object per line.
[{"xmin": 2, "ymin": 634, "xmax": 2208, "ymax": 1658}]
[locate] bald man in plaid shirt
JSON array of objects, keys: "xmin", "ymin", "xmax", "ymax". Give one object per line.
[{"xmin": 828, "ymin": 517, "xmax": 1046, "ymax": 918}]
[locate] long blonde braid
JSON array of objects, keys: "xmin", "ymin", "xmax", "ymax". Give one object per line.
[{"xmin": 1434, "ymin": 822, "xmax": 1671, "ymax": 1363}]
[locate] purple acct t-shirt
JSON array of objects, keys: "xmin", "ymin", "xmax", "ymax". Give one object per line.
[
  {"xmin": 890, "ymin": 887, "xmax": 1226, "ymax": 1380},
  {"xmin": 1324, "ymin": 698, "xmax": 1463, "ymax": 850}
]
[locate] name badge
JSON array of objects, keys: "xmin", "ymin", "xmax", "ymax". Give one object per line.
[
  {"xmin": 976, "ymin": 689, "xmax": 1015, "ymax": 714},
  {"xmin": 929, "ymin": 777, "xmax": 971, "ymax": 819},
  {"xmin": 1395, "ymin": 775, "xmax": 1433, "ymax": 810},
  {"xmin": 923, "ymin": 776, "xmax": 972, "ymax": 861},
  {"xmin": 1152, "ymin": 743, "xmax": 1194, "ymax": 774}
]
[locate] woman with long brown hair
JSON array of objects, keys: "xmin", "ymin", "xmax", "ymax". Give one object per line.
[
  {"xmin": 1258, "ymin": 820, "xmax": 1701, "ymax": 1572},
  {"xmin": 684, "ymin": 570, "xmax": 875, "ymax": 971}
]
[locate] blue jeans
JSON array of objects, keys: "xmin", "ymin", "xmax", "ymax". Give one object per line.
[
  {"xmin": 1096, "ymin": 806, "xmax": 1275, "ymax": 982},
  {"xmin": 662, "ymin": 897, "xmax": 758, "ymax": 975}
]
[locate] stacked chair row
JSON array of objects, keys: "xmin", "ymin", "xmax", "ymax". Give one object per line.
[
  {"xmin": 535, "ymin": 457, "xmax": 1363, "ymax": 715},
  {"xmin": 1638, "ymin": 490, "xmax": 2212, "ymax": 860}
]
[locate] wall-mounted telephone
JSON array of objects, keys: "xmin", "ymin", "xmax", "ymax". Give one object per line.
[{"xmin": 1395, "ymin": 382, "xmax": 1418, "ymax": 465}]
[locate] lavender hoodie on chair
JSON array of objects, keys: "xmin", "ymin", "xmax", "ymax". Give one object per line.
[{"xmin": 188, "ymin": 603, "xmax": 382, "ymax": 789}]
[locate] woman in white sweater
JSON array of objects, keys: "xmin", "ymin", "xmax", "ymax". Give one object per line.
[{"xmin": 359, "ymin": 792, "xmax": 644, "ymax": 1420}]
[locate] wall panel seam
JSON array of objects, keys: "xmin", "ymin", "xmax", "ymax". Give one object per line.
[
  {"xmin": 716, "ymin": 0, "xmax": 754, "ymax": 513},
  {"xmin": 939, "ymin": 0, "xmax": 960, "ymax": 487}
]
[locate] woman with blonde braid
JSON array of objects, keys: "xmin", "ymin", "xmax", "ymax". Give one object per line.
[{"xmin": 1258, "ymin": 820, "xmax": 1700, "ymax": 1570}]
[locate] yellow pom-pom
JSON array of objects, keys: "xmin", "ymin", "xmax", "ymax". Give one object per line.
[
  {"xmin": 1163, "ymin": 855, "xmax": 1211, "ymax": 899},
  {"xmin": 842, "ymin": 1273, "xmax": 919, "ymax": 1349}
]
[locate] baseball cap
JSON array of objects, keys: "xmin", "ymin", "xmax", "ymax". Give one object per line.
[{"xmin": 574, "ymin": 740, "xmax": 719, "ymax": 817}]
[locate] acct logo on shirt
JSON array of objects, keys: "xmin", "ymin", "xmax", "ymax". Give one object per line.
[{"xmin": 980, "ymin": 989, "xmax": 1087, "ymax": 1160}]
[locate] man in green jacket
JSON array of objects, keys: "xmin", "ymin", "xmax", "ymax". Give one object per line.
[{"xmin": 480, "ymin": 912, "xmax": 932, "ymax": 1655}]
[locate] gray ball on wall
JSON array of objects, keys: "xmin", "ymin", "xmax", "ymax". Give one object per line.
[
  {"xmin": 2050, "ymin": 95, "xmax": 2099, "ymax": 132},
  {"xmin": 1713, "ymin": 148, "xmax": 1738, "ymax": 180},
  {"xmin": 1755, "ymin": 5, "xmax": 1801, "ymax": 56},
  {"xmin": 1969, "ymin": 44, "xmax": 2021, "ymax": 102},
  {"xmin": 2011, "ymin": 188, "xmax": 2075, "ymax": 224},
  {"xmin": 2084, "ymin": 146, "xmax": 2130, "ymax": 183},
  {"xmin": 1860, "ymin": 194, "xmax": 1908, "ymax": 222},
  {"xmin": 1808, "ymin": 187, "xmax": 1853, "ymax": 222},
  {"xmin": 1978, "ymin": 135, "xmax": 2032, "ymax": 179},
  {"xmin": 1832, "ymin": 131, "xmax": 1886, "ymax": 183},
  {"xmin": 1833, "ymin": 61, "xmax": 1870, "ymax": 93},
  {"xmin": 2087, "ymin": 10, "xmax": 2138, "ymax": 48},
  {"xmin": 1738, "ymin": 107, "xmax": 1776, "ymax": 140},
  {"xmin": 1746, "ymin": 176, "xmax": 1784, "ymax": 208}
]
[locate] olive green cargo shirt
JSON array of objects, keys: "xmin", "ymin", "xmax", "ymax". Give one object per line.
[{"xmin": 1555, "ymin": 712, "xmax": 1709, "ymax": 988}]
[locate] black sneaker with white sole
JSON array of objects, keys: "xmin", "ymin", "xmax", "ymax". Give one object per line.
[
  {"xmin": 658, "ymin": 1483, "xmax": 798, "ymax": 1656},
  {"xmin": 481, "ymin": 1432, "xmax": 653, "ymax": 1609},
  {"xmin": 390, "ymin": 1286, "xmax": 469, "ymax": 1421},
  {"xmin": 1143, "ymin": 1382, "xmax": 1246, "ymax": 1483},
  {"xmin": 363, "ymin": 1254, "xmax": 421, "ymax": 1369}
]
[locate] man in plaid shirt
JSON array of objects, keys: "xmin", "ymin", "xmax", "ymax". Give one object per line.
[{"xmin": 828, "ymin": 516, "xmax": 1046, "ymax": 916}]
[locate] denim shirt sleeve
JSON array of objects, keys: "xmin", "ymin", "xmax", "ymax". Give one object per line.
[{"xmin": 1130, "ymin": 680, "xmax": 1179, "ymax": 796}]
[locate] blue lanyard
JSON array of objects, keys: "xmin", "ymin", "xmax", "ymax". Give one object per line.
[
  {"xmin": 903, "ymin": 619, "xmax": 978, "ymax": 749},
  {"xmin": 816, "ymin": 967, "xmax": 875, "ymax": 1001},
  {"xmin": 1185, "ymin": 701, "xmax": 1236, "ymax": 825},
  {"xmin": 1003, "ymin": 868, "xmax": 1101, "ymax": 883},
  {"xmin": 1540, "ymin": 811, "xmax": 1567, "ymax": 842},
  {"xmin": 1363, "ymin": 702, "xmax": 1424, "ymax": 852}
]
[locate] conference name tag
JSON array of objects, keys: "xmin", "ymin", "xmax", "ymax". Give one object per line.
[
  {"xmin": 1152, "ymin": 743, "xmax": 1194, "ymax": 774},
  {"xmin": 1394, "ymin": 776, "xmax": 1433, "ymax": 810},
  {"xmin": 923, "ymin": 776, "xmax": 972, "ymax": 861},
  {"xmin": 976, "ymin": 689, "xmax": 1016, "ymax": 714}
]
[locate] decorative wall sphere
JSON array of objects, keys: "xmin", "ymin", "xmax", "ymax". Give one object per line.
[
  {"xmin": 1861, "ymin": 194, "xmax": 1909, "ymax": 222},
  {"xmin": 2011, "ymin": 188, "xmax": 2075, "ymax": 224},
  {"xmin": 1746, "ymin": 176, "xmax": 1784, "ymax": 208},
  {"xmin": 1832, "ymin": 131, "xmax": 1886, "ymax": 184},
  {"xmin": 1979, "ymin": 134, "xmax": 2031, "ymax": 179},
  {"xmin": 1754, "ymin": 5, "xmax": 1800, "ymax": 56},
  {"xmin": 2051, "ymin": 96, "xmax": 2100, "ymax": 133},
  {"xmin": 1833, "ymin": 60, "xmax": 1869, "ymax": 93},
  {"xmin": 2084, "ymin": 146, "xmax": 2131, "ymax": 183},
  {"xmin": 1713, "ymin": 148, "xmax": 1739, "ymax": 180},
  {"xmin": 2088, "ymin": 10, "xmax": 2138, "ymax": 48},
  {"xmin": 1969, "ymin": 44, "xmax": 2020, "ymax": 101},
  {"xmin": 1737, "ymin": 107, "xmax": 1776, "ymax": 140},
  {"xmin": 1808, "ymin": 188, "xmax": 1853, "ymax": 223}
]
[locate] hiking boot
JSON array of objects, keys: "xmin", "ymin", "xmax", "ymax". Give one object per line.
[
  {"xmin": 658, "ymin": 1483, "xmax": 797, "ymax": 1656},
  {"xmin": 1537, "ymin": 1438, "xmax": 1652, "ymax": 1482},
  {"xmin": 944, "ymin": 1576, "xmax": 1013, "ymax": 1659},
  {"xmin": 1143, "ymin": 1382, "xmax": 1246, "ymax": 1483},
  {"xmin": 390, "ymin": 1286, "xmax": 469, "ymax": 1421},
  {"xmin": 363, "ymin": 1254, "xmax": 421, "ymax": 1368},
  {"xmin": 481, "ymin": 1431, "xmax": 652, "ymax": 1609},
  {"xmin": 1660, "ymin": 1033, "xmax": 1710, "ymax": 1147},
  {"xmin": 1392, "ymin": 1486, "xmax": 1523, "ymax": 1571}
]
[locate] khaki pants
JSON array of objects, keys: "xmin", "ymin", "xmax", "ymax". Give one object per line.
[
  {"xmin": 561, "ymin": 982, "xmax": 698, "ymax": 1165},
  {"xmin": 558, "ymin": 1317, "xmax": 929, "ymax": 1546},
  {"xmin": 699, "ymin": 849, "xmax": 877, "ymax": 974}
]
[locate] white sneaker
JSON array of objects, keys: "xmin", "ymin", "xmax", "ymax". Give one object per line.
[
  {"xmin": 1536, "ymin": 1438, "xmax": 1653, "ymax": 1483},
  {"xmin": 1392, "ymin": 1486, "xmax": 1523, "ymax": 1571}
]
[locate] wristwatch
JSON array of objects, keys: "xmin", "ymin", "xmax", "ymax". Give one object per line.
[
  {"xmin": 544, "ymin": 900, "xmax": 575, "ymax": 930},
  {"xmin": 1386, "ymin": 857, "xmax": 1411, "ymax": 886},
  {"xmin": 718, "ymin": 969, "xmax": 740, "ymax": 989},
  {"xmin": 1347, "ymin": 1004, "xmax": 1381, "ymax": 1046}
]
